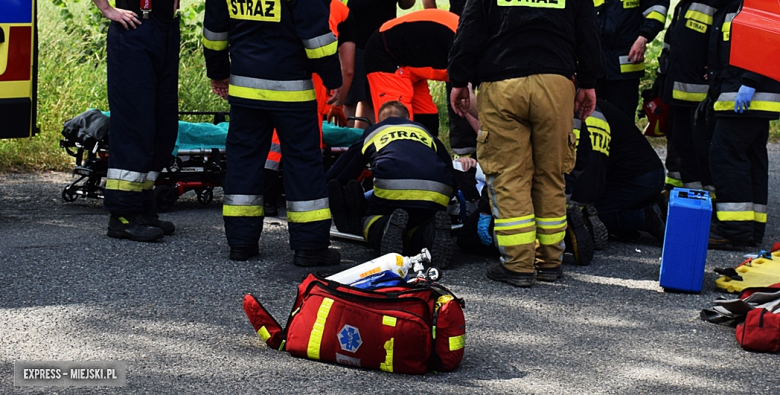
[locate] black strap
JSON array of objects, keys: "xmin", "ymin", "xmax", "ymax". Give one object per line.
[{"xmin": 714, "ymin": 267, "xmax": 743, "ymax": 281}]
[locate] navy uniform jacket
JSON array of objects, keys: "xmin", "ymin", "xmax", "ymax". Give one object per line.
[
  {"xmin": 326, "ymin": 117, "xmax": 455, "ymax": 211},
  {"xmin": 661, "ymin": 0, "xmax": 721, "ymax": 107},
  {"xmin": 707, "ymin": 0, "xmax": 780, "ymax": 120},
  {"xmin": 595, "ymin": 0, "xmax": 669, "ymax": 81},
  {"xmin": 202, "ymin": 0, "xmax": 342, "ymax": 109}
]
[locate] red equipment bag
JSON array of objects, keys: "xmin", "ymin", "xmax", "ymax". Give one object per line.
[
  {"xmin": 641, "ymin": 97, "xmax": 668, "ymax": 137},
  {"xmin": 735, "ymin": 308, "xmax": 780, "ymax": 353},
  {"xmin": 243, "ymin": 273, "xmax": 466, "ymax": 374}
]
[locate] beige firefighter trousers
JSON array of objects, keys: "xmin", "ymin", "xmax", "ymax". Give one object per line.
[{"xmin": 476, "ymin": 74, "xmax": 577, "ymax": 273}]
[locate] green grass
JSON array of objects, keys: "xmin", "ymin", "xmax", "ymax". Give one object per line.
[{"xmin": 0, "ymin": 0, "xmax": 777, "ymax": 171}]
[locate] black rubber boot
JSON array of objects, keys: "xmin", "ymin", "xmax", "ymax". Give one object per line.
[
  {"xmin": 486, "ymin": 264, "xmax": 533, "ymax": 288},
  {"xmin": 293, "ymin": 248, "xmax": 341, "ymax": 267},
  {"xmin": 380, "ymin": 209, "xmax": 408, "ymax": 257},
  {"xmin": 230, "ymin": 244, "xmax": 260, "ymax": 261},
  {"xmin": 565, "ymin": 203, "xmax": 594, "ymax": 266},
  {"xmin": 144, "ymin": 212, "xmax": 175, "ymax": 235},
  {"xmin": 582, "ymin": 204, "xmax": 609, "ymax": 250},
  {"xmin": 535, "ymin": 266, "xmax": 563, "ymax": 282},
  {"xmin": 107, "ymin": 214, "xmax": 164, "ymax": 242},
  {"xmin": 423, "ymin": 211, "xmax": 453, "ymax": 269}
]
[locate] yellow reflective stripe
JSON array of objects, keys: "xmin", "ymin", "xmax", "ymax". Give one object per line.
[
  {"xmin": 495, "ymin": 214, "xmax": 534, "ymax": 224},
  {"xmin": 305, "ymin": 41, "xmax": 338, "ymax": 60},
  {"xmin": 619, "ymin": 56, "xmax": 645, "ymax": 73},
  {"xmin": 363, "ymin": 125, "xmax": 436, "ymax": 153},
  {"xmin": 105, "ymin": 179, "xmax": 145, "ymax": 192},
  {"xmin": 665, "ymin": 176, "xmax": 683, "ymax": 187},
  {"xmin": 494, "ymin": 221, "xmax": 535, "ymax": 231},
  {"xmin": 229, "ymin": 84, "xmax": 316, "ymax": 102},
  {"xmin": 673, "ymin": 90, "xmax": 707, "ymax": 102},
  {"xmin": 223, "ymin": 205, "xmax": 264, "ymax": 217},
  {"xmin": 494, "ymin": 214, "xmax": 535, "ymax": 230},
  {"xmin": 537, "ymin": 231, "xmax": 566, "ymax": 245},
  {"xmin": 379, "ymin": 338, "xmax": 394, "ymax": 372},
  {"xmin": 382, "ymin": 316, "xmax": 397, "ymax": 327},
  {"xmin": 755, "ymin": 212, "xmax": 767, "ymax": 223},
  {"xmin": 202, "ymin": 36, "xmax": 228, "ymax": 51},
  {"xmin": 0, "ymin": 81, "xmax": 32, "ymax": 99},
  {"xmin": 497, "ymin": 0, "xmax": 566, "ymax": 8},
  {"xmin": 585, "ymin": 116, "xmax": 610, "ymax": 132},
  {"xmin": 685, "ymin": 10, "xmax": 713, "ymax": 25},
  {"xmin": 373, "ymin": 188, "xmax": 450, "ymax": 207},
  {"xmin": 306, "ymin": 298, "xmax": 334, "ymax": 360},
  {"xmin": 646, "ymin": 10, "xmax": 666, "ymax": 23},
  {"xmin": 449, "ymin": 334, "xmax": 465, "ymax": 351},
  {"xmin": 716, "ymin": 211, "xmax": 754, "ymax": 222},
  {"xmin": 593, "ymin": 0, "xmax": 604, "ymax": 6},
  {"xmin": 287, "ymin": 208, "xmax": 331, "ymax": 223},
  {"xmin": 536, "ymin": 222, "xmax": 566, "ymax": 230},
  {"xmin": 257, "ymin": 326, "xmax": 271, "ymax": 342},
  {"xmin": 363, "ymin": 215, "xmax": 383, "ymax": 240},
  {"xmin": 713, "ymin": 101, "xmax": 780, "ymax": 113},
  {"xmin": 496, "ymin": 231, "xmax": 536, "ymax": 246},
  {"xmin": 143, "ymin": 180, "xmax": 155, "ymax": 190}
]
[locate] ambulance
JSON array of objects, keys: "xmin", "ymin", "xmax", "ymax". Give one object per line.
[{"xmin": 0, "ymin": 0, "xmax": 38, "ymax": 139}]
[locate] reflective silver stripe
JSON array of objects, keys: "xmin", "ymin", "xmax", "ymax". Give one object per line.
[
  {"xmin": 689, "ymin": 3, "xmax": 716, "ymax": 16},
  {"xmin": 703, "ymin": 185, "xmax": 716, "ymax": 195},
  {"xmin": 589, "ymin": 110, "xmax": 608, "ymax": 123},
  {"xmin": 269, "ymin": 143, "xmax": 281, "ymax": 153},
  {"xmin": 674, "ymin": 82, "xmax": 709, "ymax": 94},
  {"xmin": 725, "ymin": 12, "xmax": 737, "ymax": 23},
  {"xmin": 573, "ymin": 119, "xmax": 582, "ymax": 130},
  {"xmin": 643, "ymin": 5, "xmax": 668, "ymax": 16},
  {"xmin": 147, "ymin": 171, "xmax": 160, "ymax": 182},
  {"xmin": 203, "ymin": 27, "xmax": 228, "ymax": 41},
  {"xmin": 683, "ymin": 181, "xmax": 703, "ymax": 189},
  {"xmin": 667, "ymin": 171, "xmax": 681, "ymax": 179},
  {"xmin": 536, "ymin": 217, "xmax": 566, "ymax": 227},
  {"xmin": 264, "ymin": 159, "xmax": 280, "ymax": 171},
  {"xmin": 618, "ymin": 56, "xmax": 636, "ymax": 65},
  {"xmin": 374, "ymin": 179, "xmax": 453, "ymax": 196},
  {"xmin": 717, "ymin": 92, "xmax": 780, "ymax": 103},
  {"xmin": 230, "ymin": 75, "xmax": 314, "ymax": 91},
  {"xmin": 663, "ymin": 43, "xmax": 670, "ymax": 51},
  {"xmin": 452, "ymin": 147, "xmax": 476, "ymax": 155},
  {"xmin": 716, "ymin": 202, "xmax": 753, "ymax": 212},
  {"xmin": 224, "ymin": 194, "xmax": 263, "ymax": 206},
  {"xmin": 288, "ymin": 198, "xmax": 329, "ymax": 212},
  {"xmin": 107, "ymin": 169, "xmax": 146, "ymax": 182},
  {"xmin": 754, "ymin": 204, "xmax": 767, "ymax": 214},
  {"xmin": 494, "ymin": 217, "xmax": 534, "ymax": 228},
  {"xmin": 363, "ymin": 123, "xmax": 433, "ymax": 143},
  {"xmin": 301, "ymin": 32, "xmax": 337, "ymax": 50}
]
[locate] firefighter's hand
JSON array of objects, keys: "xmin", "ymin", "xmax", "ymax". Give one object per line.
[
  {"xmin": 477, "ymin": 213, "xmax": 493, "ymax": 245},
  {"xmin": 628, "ymin": 36, "xmax": 648, "ymax": 63},
  {"xmin": 450, "ymin": 86, "xmax": 470, "ymax": 117},
  {"xmin": 327, "ymin": 105, "xmax": 348, "ymax": 127},
  {"xmin": 735, "ymin": 85, "xmax": 755, "ymax": 113},
  {"xmin": 326, "ymin": 88, "xmax": 342, "ymax": 105},
  {"xmin": 574, "ymin": 88, "xmax": 596, "ymax": 119},
  {"xmin": 211, "ymin": 79, "xmax": 229, "ymax": 100},
  {"xmin": 101, "ymin": 6, "xmax": 142, "ymax": 30}
]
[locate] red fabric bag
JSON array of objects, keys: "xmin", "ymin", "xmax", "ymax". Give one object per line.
[{"xmin": 736, "ymin": 308, "xmax": 780, "ymax": 353}]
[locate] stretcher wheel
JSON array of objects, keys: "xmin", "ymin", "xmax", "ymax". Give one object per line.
[
  {"xmin": 197, "ymin": 187, "xmax": 214, "ymax": 205},
  {"xmin": 62, "ymin": 187, "xmax": 78, "ymax": 202},
  {"xmin": 154, "ymin": 185, "xmax": 179, "ymax": 212}
]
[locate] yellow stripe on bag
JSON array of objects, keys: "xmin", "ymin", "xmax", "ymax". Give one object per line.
[
  {"xmin": 257, "ymin": 326, "xmax": 271, "ymax": 342},
  {"xmin": 449, "ymin": 334, "xmax": 465, "ymax": 351},
  {"xmin": 306, "ymin": 298, "xmax": 334, "ymax": 360},
  {"xmin": 380, "ymin": 338, "xmax": 395, "ymax": 372},
  {"xmin": 382, "ymin": 316, "xmax": 397, "ymax": 327}
]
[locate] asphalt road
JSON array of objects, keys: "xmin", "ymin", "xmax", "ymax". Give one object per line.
[{"xmin": 2, "ymin": 146, "xmax": 780, "ymax": 394}]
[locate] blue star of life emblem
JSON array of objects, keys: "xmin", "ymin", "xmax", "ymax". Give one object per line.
[{"xmin": 338, "ymin": 324, "xmax": 362, "ymax": 353}]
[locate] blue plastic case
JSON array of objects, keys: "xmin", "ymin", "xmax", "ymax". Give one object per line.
[{"xmin": 659, "ymin": 188, "xmax": 712, "ymax": 292}]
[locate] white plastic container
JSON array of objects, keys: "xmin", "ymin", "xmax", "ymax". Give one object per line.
[{"xmin": 326, "ymin": 249, "xmax": 431, "ymax": 285}]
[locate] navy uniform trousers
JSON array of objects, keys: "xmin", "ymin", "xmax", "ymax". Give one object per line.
[
  {"xmin": 223, "ymin": 104, "xmax": 331, "ymax": 250},
  {"xmin": 104, "ymin": 15, "xmax": 180, "ymax": 215}
]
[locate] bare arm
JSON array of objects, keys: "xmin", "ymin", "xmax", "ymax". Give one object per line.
[
  {"xmin": 336, "ymin": 42, "xmax": 356, "ymax": 107},
  {"xmin": 92, "ymin": 0, "xmax": 141, "ymax": 30}
]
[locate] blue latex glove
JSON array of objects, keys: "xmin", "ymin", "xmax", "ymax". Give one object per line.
[
  {"xmin": 477, "ymin": 213, "xmax": 493, "ymax": 245},
  {"xmin": 734, "ymin": 85, "xmax": 756, "ymax": 113}
]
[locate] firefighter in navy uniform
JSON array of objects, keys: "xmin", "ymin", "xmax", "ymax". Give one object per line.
[
  {"xmin": 326, "ymin": 101, "xmax": 455, "ymax": 269},
  {"xmin": 595, "ymin": 0, "xmax": 669, "ymax": 117},
  {"xmin": 203, "ymin": 0, "xmax": 343, "ymax": 263},
  {"xmin": 92, "ymin": 0, "xmax": 179, "ymax": 242},
  {"xmin": 662, "ymin": 0, "xmax": 720, "ymax": 193},
  {"xmin": 707, "ymin": 0, "xmax": 780, "ymax": 248}
]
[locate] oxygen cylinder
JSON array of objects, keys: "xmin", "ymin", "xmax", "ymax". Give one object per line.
[{"xmin": 326, "ymin": 249, "xmax": 432, "ymax": 285}]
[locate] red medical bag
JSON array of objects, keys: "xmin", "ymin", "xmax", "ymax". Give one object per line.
[{"xmin": 243, "ymin": 273, "xmax": 465, "ymax": 374}]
